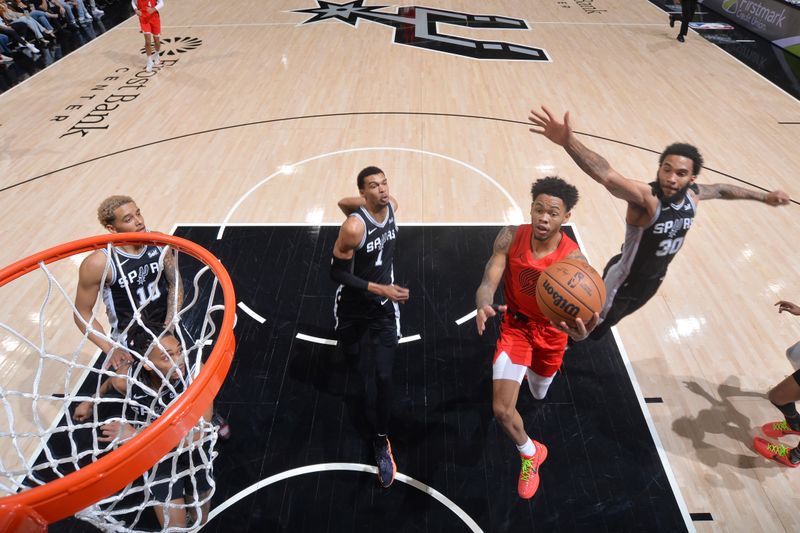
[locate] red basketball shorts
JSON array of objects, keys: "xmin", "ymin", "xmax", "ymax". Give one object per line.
[
  {"xmin": 492, "ymin": 314, "xmax": 568, "ymax": 377},
  {"xmin": 139, "ymin": 12, "xmax": 161, "ymax": 35}
]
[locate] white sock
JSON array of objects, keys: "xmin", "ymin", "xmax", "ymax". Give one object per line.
[{"xmin": 516, "ymin": 438, "xmax": 535, "ymax": 457}]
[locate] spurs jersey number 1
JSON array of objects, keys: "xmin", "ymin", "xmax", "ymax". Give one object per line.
[
  {"xmin": 102, "ymin": 244, "xmax": 169, "ymax": 336},
  {"xmin": 339, "ymin": 204, "xmax": 398, "ymax": 306}
]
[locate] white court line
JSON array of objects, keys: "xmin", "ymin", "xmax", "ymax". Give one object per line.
[
  {"xmin": 296, "ymin": 333, "xmax": 337, "ymax": 346},
  {"xmin": 116, "ymin": 22, "xmax": 297, "ymax": 29},
  {"xmin": 216, "ymin": 147, "xmax": 523, "ymax": 239},
  {"xmin": 398, "ymin": 334, "xmax": 421, "ymax": 344},
  {"xmin": 202, "ymin": 462, "xmax": 482, "ymax": 532},
  {"xmin": 574, "ymin": 203, "xmax": 695, "ymax": 531},
  {"xmin": 236, "ymin": 302, "xmax": 266, "ymax": 324},
  {"xmin": 455, "ymin": 310, "xmax": 477, "ymax": 325},
  {"xmin": 608, "ymin": 328, "xmax": 696, "ymax": 533}
]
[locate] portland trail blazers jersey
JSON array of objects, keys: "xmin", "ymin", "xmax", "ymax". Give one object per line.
[
  {"xmin": 335, "ymin": 203, "xmax": 398, "ymax": 314},
  {"xmin": 102, "ymin": 244, "xmax": 169, "ymax": 338},
  {"xmin": 503, "ymin": 225, "xmax": 578, "ymax": 322},
  {"xmin": 603, "ymin": 189, "xmax": 697, "ymax": 298}
]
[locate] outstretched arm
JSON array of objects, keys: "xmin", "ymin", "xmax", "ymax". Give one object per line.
[
  {"xmin": 475, "ymin": 226, "xmax": 514, "ymax": 335},
  {"xmin": 776, "ymin": 300, "xmax": 800, "ymax": 316},
  {"xmin": 528, "ymin": 106, "xmax": 653, "ymax": 209},
  {"xmin": 694, "ymin": 183, "xmax": 790, "ymax": 206}
]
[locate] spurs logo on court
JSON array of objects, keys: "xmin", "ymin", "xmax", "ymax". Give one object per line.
[
  {"xmin": 292, "ymin": 1, "xmax": 550, "ymax": 61},
  {"xmin": 518, "ymin": 269, "xmax": 540, "ymax": 297},
  {"xmin": 139, "ymin": 36, "xmax": 203, "ymax": 56}
]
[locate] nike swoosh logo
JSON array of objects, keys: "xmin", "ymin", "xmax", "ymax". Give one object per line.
[
  {"xmin": 119, "ymin": 259, "xmax": 130, "ymax": 265},
  {"xmin": 368, "ymin": 228, "xmax": 377, "ymax": 235},
  {"xmin": 380, "ymin": 298, "xmax": 389, "ymax": 305}
]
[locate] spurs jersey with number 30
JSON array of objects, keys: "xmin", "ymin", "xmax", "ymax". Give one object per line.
[
  {"xmin": 335, "ymin": 203, "xmax": 398, "ymax": 312},
  {"xmin": 102, "ymin": 244, "xmax": 169, "ymax": 337},
  {"xmin": 603, "ymin": 190, "xmax": 696, "ymax": 303}
]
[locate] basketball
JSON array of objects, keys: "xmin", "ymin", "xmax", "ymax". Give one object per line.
[{"xmin": 535, "ymin": 259, "xmax": 606, "ymax": 325}]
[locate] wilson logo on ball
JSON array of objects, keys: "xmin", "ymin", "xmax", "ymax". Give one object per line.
[{"xmin": 540, "ymin": 279, "xmax": 580, "ymax": 318}]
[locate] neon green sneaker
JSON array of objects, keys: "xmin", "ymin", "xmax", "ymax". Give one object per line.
[
  {"xmin": 754, "ymin": 437, "xmax": 800, "ymax": 468},
  {"xmin": 761, "ymin": 420, "xmax": 800, "ymax": 439},
  {"xmin": 518, "ymin": 440, "xmax": 548, "ymax": 499}
]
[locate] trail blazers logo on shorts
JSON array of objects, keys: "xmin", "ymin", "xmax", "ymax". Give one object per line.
[{"xmin": 292, "ymin": 1, "xmax": 550, "ymax": 61}]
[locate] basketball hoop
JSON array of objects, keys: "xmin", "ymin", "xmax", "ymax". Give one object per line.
[{"xmin": 0, "ymin": 233, "xmax": 236, "ymax": 532}]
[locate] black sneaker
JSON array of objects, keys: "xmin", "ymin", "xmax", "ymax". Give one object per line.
[{"xmin": 373, "ymin": 435, "xmax": 396, "ymax": 488}]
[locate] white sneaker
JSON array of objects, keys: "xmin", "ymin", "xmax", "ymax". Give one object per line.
[
  {"xmin": 145, "ymin": 57, "xmax": 153, "ymax": 72},
  {"xmin": 25, "ymin": 42, "xmax": 40, "ymax": 54},
  {"xmin": 152, "ymin": 53, "xmax": 161, "ymax": 66},
  {"xmin": 92, "ymin": 8, "xmax": 104, "ymax": 16}
]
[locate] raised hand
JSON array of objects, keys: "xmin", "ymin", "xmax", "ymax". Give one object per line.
[
  {"xmin": 776, "ymin": 300, "xmax": 800, "ymax": 316},
  {"xmin": 528, "ymin": 106, "xmax": 572, "ymax": 147}
]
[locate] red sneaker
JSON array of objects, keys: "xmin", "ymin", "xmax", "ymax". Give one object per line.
[
  {"xmin": 754, "ymin": 437, "xmax": 800, "ymax": 468},
  {"xmin": 517, "ymin": 440, "xmax": 548, "ymax": 499},
  {"xmin": 761, "ymin": 420, "xmax": 800, "ymax": 439}
]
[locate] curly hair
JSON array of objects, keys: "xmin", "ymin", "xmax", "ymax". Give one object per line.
[
  {"xmin": 357, "ymin": 166, "xmax": 385, "ymax": 190},
  {"xmin": 97, "ymin": 195, "xmax": 135, "ymax": 227},
  {"xmin": 659, "ymin": 143, "xmax": 704, "ymax": 175},
  {"xmin": 531, "ymin": 176, "xmax": 579, "ymax": 211}
]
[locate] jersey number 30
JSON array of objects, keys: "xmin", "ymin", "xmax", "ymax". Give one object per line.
[{"xmin": 655, "ymin": 237, "xmax": 684, "ymax": 257}]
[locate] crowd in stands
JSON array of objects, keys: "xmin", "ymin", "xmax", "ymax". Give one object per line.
[{"xmin": 0, "ymin": 0, "xmax": 125, "ymax": 70}]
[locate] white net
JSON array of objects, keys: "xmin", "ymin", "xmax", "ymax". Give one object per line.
[{"xmin": 0, "ymin": 238, "xmax": 229, "ymax": 532}]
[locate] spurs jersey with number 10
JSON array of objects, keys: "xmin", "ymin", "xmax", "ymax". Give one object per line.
[
  {"xmin": 335, "ymin": 204, "xmax": 398, "ymax": 315},
  {"xmin": 102, "ymin": 244, "xmax": 169, "ymax": 338},
  {"xmin": 602, "ymin": 188, "xmax": 696, "ymax": 312}
]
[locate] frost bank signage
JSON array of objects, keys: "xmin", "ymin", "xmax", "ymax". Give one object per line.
[{"xmin": 705, "ymin": 0, "xmax": 800, "ymax": 57}]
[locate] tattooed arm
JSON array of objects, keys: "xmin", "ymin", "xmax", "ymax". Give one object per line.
[
  {"xmin": 475, "ymin": 226, "xmax": 515, "ymax": 335},
  {"xmin": 694, "ymin": 183, "xmax": 790, "ymax": 206},
  {"xmin": 528, "ymin": 106, "xmax": 652, "ymax": 209}
]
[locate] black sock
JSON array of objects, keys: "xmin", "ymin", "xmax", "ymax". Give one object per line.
[
  {"xmin": 772, "ymin": 402, "xmax": 800, "ymax": 429},
  {"xmin": 790, "ymin": 447, "xmax": 800, "ymax": 464}
]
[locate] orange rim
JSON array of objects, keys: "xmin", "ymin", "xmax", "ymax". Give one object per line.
[{"xmin": 0, "ymin": 233, "xmax": 236, "ymax": 525}]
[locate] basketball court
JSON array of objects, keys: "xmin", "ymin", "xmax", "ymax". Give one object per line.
[{"xmin": 1, "ymin": 1, "xmax": 799, "ymax": 531}]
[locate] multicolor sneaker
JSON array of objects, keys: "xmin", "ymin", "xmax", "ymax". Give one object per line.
[
  {"xmin": 374, "ymin": 435, "xmax": 396, "ymax": 488},
  {"xmin": 761, "ymin": 420, "xmax": 800, "ymax": 439},
  {"xmin": 753, "ymin": 437, "xmax": 800, "ymax": 468},
  {"xmin": 518, "ymin": 440, "xmax": 548, "ymax": 499}
]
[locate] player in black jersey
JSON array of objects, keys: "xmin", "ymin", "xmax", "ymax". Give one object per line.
[
  {"xmin": 74, "ymin": 195, "xmax": 182, "ymax": 371},
  {"xmin": 528, "ymin": 106, "xmax": 791, "ymax": 339},
  {"xmin": 330, "ymin": 166, "xmax": 409, "ymax": 488},
  {"xmin": 73, "ymin": 333, "xmax": 214, "ymax": 527}
]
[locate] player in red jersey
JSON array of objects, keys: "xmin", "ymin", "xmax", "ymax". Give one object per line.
[
  {"xmin": 132, "ymin": 0, "xmax": 163, "ymax": 72},
  {"xmin": 754, "ymin": 300, "xmax": 800, "ymax": 467},
  {"xmin": 475, "ymin": 176, "xmax": 598, "ymax": 500}
]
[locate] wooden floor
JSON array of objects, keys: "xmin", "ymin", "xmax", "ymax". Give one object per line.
[{"xmin": 1, "ymin": 0, "xmax": 800, "ymax": 531}]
